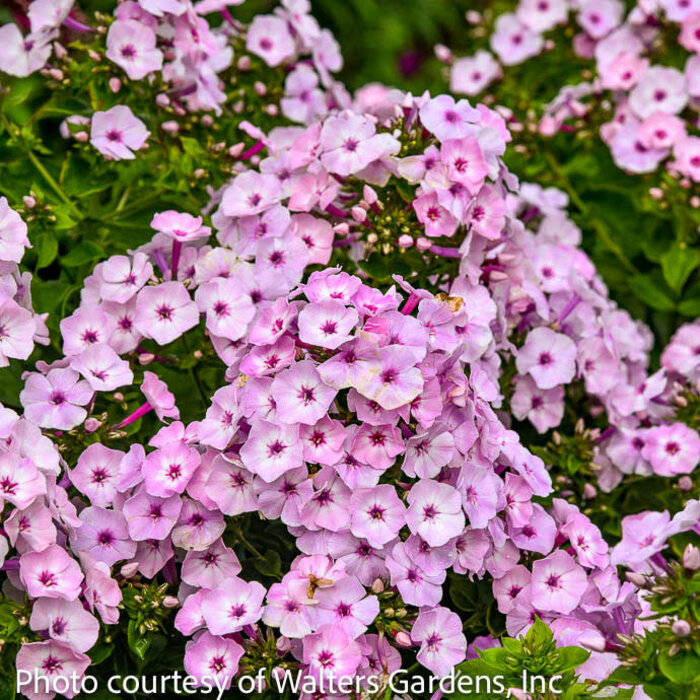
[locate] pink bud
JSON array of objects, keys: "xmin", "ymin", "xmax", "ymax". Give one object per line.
[
  {"xmin": 194, "ymin": 169, "xmax": 206, "ymax": 179},
  {"xmin": 139, "ymin": 353, "xmax": 155, "ymax": 365},
  {"xmin": 265, "ymin": 104, "xmax": 279, "ymax": 117},
  {"xmin": 398, "ymin": 234, "xmax": 414, "ymax": 248},
  {"xmin": 672, "ymin": 620, "xmax": 691, "ymax": 637},
  {"xmin": 162, "ymin": 596, "xmax": 179, "ymax": 608},
  {"xmin": 416, "ymin": 236, "xmax": 432, "ymax": 251},
  {"xmin": 49, "ymin": 69, "xmax": 64, "ymax": 81},
  {"xmin": 53, "ymin": 42, "xmax": 67, "ymax": 59},
  {"xmin": 237, "ymin": 56, "xmax": 251, "ymax": 71},
  {"xmin": 394, "ymin": 631, "xmax": 411, "ymax": 647},
  {"xmin": 75, "ymin": 131, "xmax": 88, "ymax": 142},
  {"xmin": 333, "ymin": 223, "xmax": 350, "ymax": 236},
  {"xmin": 434, "ymin": 44, "xmax": 453, "ymax": 64},
  {"xmin": 625, "ymin": 572, "xmax": 648, "ymax": 587},
  {"xmin": 351, "ymin": 206, "xmax": 367, "ymax": 223},
  {"xmin": 113, "ymin": 392, "xmax": 124, "ymax": 402},
  {"xmin": 649, "ymin": 187, "xmax": 663, "ymax": 200},
  {"xmin": 678, "ymin": 476, "xmax": 693, "ymax": 491},
  {"xmin": 691, "ymin": 196, "xmax": 700, "ymax": 209},
  {"xmin": 120, "ymin": 562, "xmax": 139, "ymax": 578},
  {"xmin": 84, "ymin": 417, "xmax": 101, "ymax": 433},
  {"xmin": 579, "ymin": 632, "xmax": 606, "ymax": 652},
  {"xmin": 583, "ymin": 483, "xmax": 597, "ymax": 499},
  {"xmin": 371, "ymin": 578, "xmax": 385, "ymax": 594},
  {"xmin": 161, "ymin": 121, "xmax": 179, "ymax": 134},
  {"xmin": 201, "ymin": 115, "xmax": 214, "ymax": 127},
  {"xmin": 88, "ymin": 50, "xmax": 101, "ymax": 62},
  {"xmin": 156, "ymin": 93, "xmax": 170, "ymax": 108},
  {"xmin": 276, "ymin": 636, "xmax": 291, "ymax": 654},
  {"xmin": 363, "ymin": 185, "xmax": 378, "ymax": 205},
  {"xmin": 228, "ymin": 143, "xmax": 245, "ymax": 158},
  {"xmin": 465, "ymin": 10, "xmax": 482, "ymax": 24},
  {"xmin": 23, "ymin": 196, "xmax": 36, "ymax": 210},
  {"xmin": 254, "ymin": 81, "xmax": 267, "ymax": 96},
  {"xmin": 683, "ymin": 544, "xmax": 700, "ymax": 571},
  {"xmin": 109, "ymin": 77, "xmax": 121, "ymax": 94}
]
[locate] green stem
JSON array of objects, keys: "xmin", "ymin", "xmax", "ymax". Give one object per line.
[{"xmin": 27, "ymin": 150, "xmax": 81, "ymax": 218}]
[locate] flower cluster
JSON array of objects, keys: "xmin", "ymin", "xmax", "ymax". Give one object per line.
[
  {"xmin": 0, "ymin": 197, "xmax": 48, "ymax": 367},
  {"xmin": 444, "ymin": 0, "xmax": 700, "ymax": 181}
]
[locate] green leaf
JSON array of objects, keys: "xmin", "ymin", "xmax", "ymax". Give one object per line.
[
  {"xmin": 661, "ymin": 245, "xmax": 698, "ymax": 293},
  {"xmin": 554, "ymin": 646, "xmax": 590, "ymax": 674},
  {"xmin": 36, "ymin": 232, "xmax": 58, "ymax": 269},
  {"xmin": 525, "ymin": 615, "xmax": 553, "ymax": 647},
  {"xmin": 658, "ymin": 650, "xmax": 700, "ymax": 685},
  {"xmin": 88, "ymin": 642, "xmax": 114, "ymax": 666},
  {"xmin": 127, "ymin": 619, "xmax": 152, "ymax": 661},
  {"xmin": 641, "ymin": 680, "xmax": 684, "ymax": 700},
  {"xmin": 678, "ymin": 296, "xmax": 700, "ymax": 317},
  {"xmin": 254, "ymin": 550, "xmax": 282, "ymax": 578},
  {"xmin": 628, "ymin": 274, "xmax": 676, "ymax": 311},
  {"xmin": 61, "ymin": 240, "xmax": 104, "ymax": 267}
]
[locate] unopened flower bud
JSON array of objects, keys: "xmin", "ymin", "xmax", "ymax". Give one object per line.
[
  {"xmin": 109, "ymin": 77, "xmax": 121, "ymax": 93},
  {"xmin": 434, "ymin": 44, "xmax": 453, "ymax": 64},
  {"xmin": 394, "ymin": 631, "xmax": 411, "ymax": 647},
  {"xmin": 113, "ymin": 392, "xmax": 124, "ymax": 402},
  {"xmin": 579, "ymin": 632, "xmax": 606, "ymax": 652},
  {"xmin": 156, "ymin": 93, "xmax": 170, "ymax": 108},
  {"xmin": 416, "ymin": 236, "xmax": 432, "ymax": 251},
  {"xmin": 23, "ymin": 196, "xmax": 37, "ymax": 210},
  {"xmin": 398, "ymin": 234, "xmax": 413, "ymax": 248},
  {"xmin": 120, "ymin": 562, "xmax": 139, "ymax": 578},
  {"xmin": 691, "ymin": 196, "xmax": 700, "ymax": 209},
  {"xmin": 75, "ymin": 131, "xmax": 88, "ymax": 142},
  {"xmin": 265, "ymin": 104, "xmax": 279, "ymax": 117},
  {"xmin": 678, "ymin": 476, "xmax": 693, "ymax": 491},
  {"xmin": 53, "ymin": 42, "xmax": 67, "ymax": 59},
  {"xmin": 625, "ymin": 572, "xmax": 648, "ymax": 587},
  {"xmin": 333, "ymin": 223, "xmax": 350, "ymax": 236},
  {"xmin": 672, "ymin": 620, "xmax": 691, "ymax": 637},
  {"xmin": 201, "ymin": 115, "xmax": 214, "ymax": 127},
  {"xmin": 683, "ymin": 544, "xmax": 700, "ymax": 571},
  {"xmin": 88, "ymin": 50, "xmax": 101, "ymax": 62},
  {"xmin": 362, "ymin": 185, "xmax": 378, "ymax": 205},
  {"xmin": 193, "ymin": 168, "xmax": 206, "ymax": 179},
  {"xmin": 351, "ymin": 206, "xmax": 367, "ymax": 223},
  {"xmin": 161, "ymin": 120, "xmax": 179, "ymax": 134},
  {"xmin": 649, "ymin": 187, "xmax": 663, "ymax": 200},
  {"xmin": 254, "ymin": 81, "xmax": 267, "ymax": 96},
  {"xmin": 237, "ymin": 56, "xmax": 251, "ymax": 71},
  {"xmin": 84, "ymin": 417, "xmax": 101, "ymax": 433},
  {"xmin": 276, "ymin": 636, "xmax": 291, "ymax": 653},
  {"xmin": 139, "ymin": 353, "xmax": 155, "ymax": 365},
  {"xmin": 49, "ymin": 69, "xmax": 64, "ymax": 81},
  {"xmin": 583, "ymin": 483, "xmax": 597, "ymax": 499},
  {"xmin": 162, "ymin": 596, "xmax": 179, "ymax": 608},
  {"xmin": 228, "ymin": 142, "xmax": 245, "ymax": 158}
]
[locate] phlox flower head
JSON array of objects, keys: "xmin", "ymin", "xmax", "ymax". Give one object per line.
[{"xmin": 90, "ymin": 106, "xmax": 150, "ymax": 160}]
